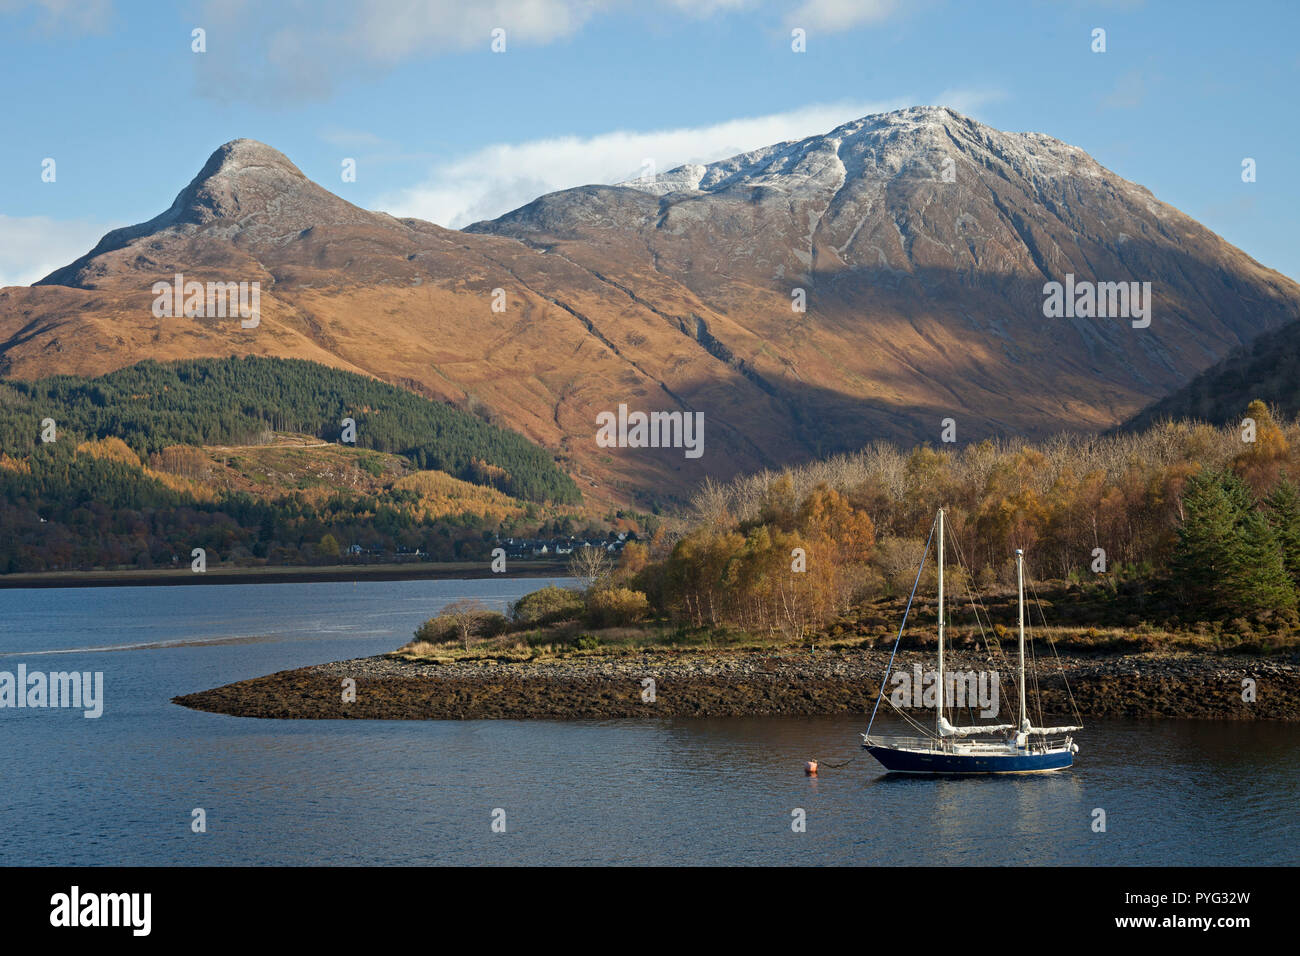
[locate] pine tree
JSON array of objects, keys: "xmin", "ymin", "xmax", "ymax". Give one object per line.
[
  {"xmin": 1265, "ymin": 478, "xmax": 1300, "ymax": 585},
  {"xmin": 1172, "ymin": 471, "xmax": 1246, "ymax": 616},
  {"xmin": 1218, "ymin": 470, "xmax": 1256, "ymax": 517},
  {"xmin": 1230, "ymin": 510, "xmax": 1297, "ymax": 616}
]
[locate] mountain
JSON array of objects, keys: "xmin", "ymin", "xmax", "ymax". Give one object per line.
[
  {"xmin": 469, "ymin": 107, "xmax": 1300, "ymax": 446},
  {"xmin": 1123, "ymin": 318, "xmax": 1300, "ymax": 429},
  {"xmin": 4, "ymin": 108, "xmax": 1299, "ymax": 505}
]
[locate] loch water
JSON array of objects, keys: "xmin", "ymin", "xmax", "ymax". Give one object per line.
[{"xmin": 1, "ymin": 579, "xmax": 1295, "ymax": 866}]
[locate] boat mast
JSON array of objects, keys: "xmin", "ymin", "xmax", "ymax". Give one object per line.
[
  {"xmin": 936, "ymin": 508, "xmax": 944, "ymax": 736},
  {"xmin": 1016, "ymin": 547, "xmax": 1027, "ymax": 733}
]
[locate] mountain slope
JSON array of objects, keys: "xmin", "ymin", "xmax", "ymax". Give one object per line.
[
  {"xmin": 4, "ymin": 110, "xmax": 1299, "ymax": 504},
  {"xmin": 1124, "ymin": 318, "xmax": 1300, "ymax": 428}
]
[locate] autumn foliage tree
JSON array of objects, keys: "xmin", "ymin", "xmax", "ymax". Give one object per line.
[
  {"xmin": 1233, "ymin": 399, "xmax": 1290, "ymax": 494},
  {"xmin": 656, "ymin": 482, "xmax": 874, "ymax": 636},
  {"xmin": 651, "ymin": 398, "xmax": 1300, "ymax": 631}
]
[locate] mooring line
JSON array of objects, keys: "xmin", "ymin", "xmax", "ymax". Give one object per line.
[{"xmin": 811, "ymin": 755, "xmax": 859, "ymax": 769}]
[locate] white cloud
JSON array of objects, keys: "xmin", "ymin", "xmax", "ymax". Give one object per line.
[
  {"xmin": 786, "ymin": 0, "xmax": 898, "ymax": 32},
  {"xmin": 196, "ymin": 0, "xmax": 613, "ymax": 100},
  {"xmin": 375, "ymin": 93, "xmax": 1002, "ymax": 228},
  {"xmin": 194, "ymin": 0, "xmax": 907, "ymax": 102},
  {"xmin": 0, "ymin": 0, "xmax": 112, "ymax": 34},
  {"xmin": 351, "ymin": 0, "xmax": 608, "ymax": 62},
  {"xmin": 0, "ymin": 215, "xmax": 113, "ymax": 288}
]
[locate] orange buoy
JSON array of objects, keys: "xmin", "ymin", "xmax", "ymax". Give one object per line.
[{"xmin": 804, "ymin": 759, "xmax": 818, "ymax": 776}]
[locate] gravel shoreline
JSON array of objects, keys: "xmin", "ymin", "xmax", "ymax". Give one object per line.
[{"xmin": 172, "ymin": 648, "xmax": 1300, "ymax": 720}]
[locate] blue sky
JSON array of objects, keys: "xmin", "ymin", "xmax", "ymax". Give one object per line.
[{"xmin": 2, "ymin": 0, "xmax": 1297, "ymax": 286}]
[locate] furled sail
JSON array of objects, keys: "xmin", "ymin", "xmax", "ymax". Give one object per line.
[
  {"xmin": 1018, "ymin": 717, "xmax": 1083, "ymax": 734},
  {"xmin": 938, "ymin": 716, "xmax": 1015, "ymax": 737}
]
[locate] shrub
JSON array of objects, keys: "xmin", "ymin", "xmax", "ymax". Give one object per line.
[
  {"xmin": 509, "ymin": 585, "xmax": 585, "ymax": 627},
  {"xmin": 413, "ymin": 616, "xmax": 456, "ymax": 643},
  {"xmin": 586, "ymin": 587, "xmax": 650, "ymax": 627},
  {"xmin": 413, "ymin": 600, "xmax": 508, "ymax": 650}
]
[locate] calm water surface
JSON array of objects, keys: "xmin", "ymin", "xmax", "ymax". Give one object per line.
[{"xmin": 0, "ymin": 579, "xmax": 1295, "ymax": 866}]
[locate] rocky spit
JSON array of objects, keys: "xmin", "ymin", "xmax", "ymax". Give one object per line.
[{"xmin": 172, "ymin": 648, "xmax": 1300, "ymax": 721}]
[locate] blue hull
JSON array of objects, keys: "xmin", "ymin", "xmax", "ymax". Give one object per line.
[{"xmin": 866, "ymin": 745, "xmax": 1073, "ymax": 775}]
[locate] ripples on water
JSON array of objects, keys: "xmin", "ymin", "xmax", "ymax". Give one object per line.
[{"xmin": 0, "ymin": 579, "xmax": 1295, "ymax": 865}]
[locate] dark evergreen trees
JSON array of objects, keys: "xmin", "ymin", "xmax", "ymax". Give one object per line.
[
  {"xmin": 1172, "ymin": 469, "xmax": 1296, "ymax": 619},
  {"xmin": 1265, "ymin": 478, "xmax": 1300, "ymax": 586},
  {"xmin": 1234, "ymin": 510, "xmax": 1297, "ymax": 616},
  {"xmin": 0, "ymin": 356, "xmax": 580, "ymax": 504},
  {"xmin": 1172, "ymin": 470, "xmax": 1244, "ymax": 616}
]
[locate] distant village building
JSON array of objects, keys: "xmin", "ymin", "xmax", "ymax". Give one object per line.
[{"xmin": 492, "ymin": 531, "xmax": 638, "ymax": 561}]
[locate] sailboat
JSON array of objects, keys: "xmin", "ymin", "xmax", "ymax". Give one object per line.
[{"xmin": 861, "ymin": 508, "xmax": 1081, "ymax": 774}]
